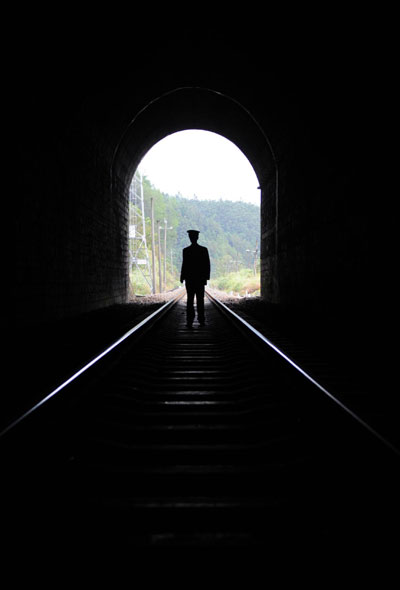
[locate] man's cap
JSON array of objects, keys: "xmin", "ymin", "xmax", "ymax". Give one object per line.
[{"xmin": 187, "ymin": 229, "xmax": 200, "ymax": 235}]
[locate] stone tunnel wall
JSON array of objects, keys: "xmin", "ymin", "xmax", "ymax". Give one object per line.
[
  {"xmin": 13, "ymin": 22, "xmax": 381, "ymax": 334},
  {"xmin": 15, "ymin": 100, "xmax": 130, "ymax": 325}
]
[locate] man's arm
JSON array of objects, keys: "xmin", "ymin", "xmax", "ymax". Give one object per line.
[
  {"xmin": 205, "ymin": 248, "xmax": 210, "ymax": 281},
  {"xmin": 180, "ymin": 249, "xmax": 186, "ymax": 283}
]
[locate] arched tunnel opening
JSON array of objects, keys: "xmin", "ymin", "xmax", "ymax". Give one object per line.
[
  {"xmin": 113, "ymin": 88, "xmax": 277, "ymax": 305},
  {"xmin": 127, "ymin": 129, "xmax": 261, "ymax": 299}
]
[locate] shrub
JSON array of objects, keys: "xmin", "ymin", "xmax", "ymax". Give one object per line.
[{"xmin": 210, "ymin": 269, "xmax": 260, "ymax": 296}]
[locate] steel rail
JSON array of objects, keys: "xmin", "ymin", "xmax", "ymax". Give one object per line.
[
  {"xmin": 1, "ymin": 289, "xmax": 185, "ymax": 438},
  {"xmin": 206, "ymin": 290, "xmax": 400, "ymax": 456}
]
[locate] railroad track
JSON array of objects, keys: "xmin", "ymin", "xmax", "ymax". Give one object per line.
[{"xmin": 2, "ymin": 290, "xmax": 399, "ymax": 550}]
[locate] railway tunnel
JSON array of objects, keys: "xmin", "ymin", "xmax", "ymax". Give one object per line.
[
  {"xmin": 7, "ymin": 16, "xmax": 399, "ymax": 553},
  {"xmin": 14, "ymin": 27, "xmax": 375, "ymax": 329}
]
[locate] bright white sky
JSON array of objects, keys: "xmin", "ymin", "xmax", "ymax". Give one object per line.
[{"xmin": 138, "ymin": 130, "xmax": 260, "ymax": 206}]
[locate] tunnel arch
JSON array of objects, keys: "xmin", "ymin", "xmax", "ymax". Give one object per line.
[
  {"xmin": 112, "ymin": 87, "xmax": 277, "ymax": 187},
  {"xmin": 111, "ymin": 87, "xmax": 279, "ymax": 300}
]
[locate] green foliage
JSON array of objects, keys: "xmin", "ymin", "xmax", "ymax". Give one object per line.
[
  {"xmin": 131, "ymin": 174, "xmax": 260, "ymax": 294},
  {"xmin": 129, "ymin": 268, "xmax": 152, "ymax": 296},
  {"xmin": 210, "ymin": 269, "xmax": 260, "ymax": 296},
  {"xmin": 130, "ymin": 265, "xmax": 180, "ymax": 296}
]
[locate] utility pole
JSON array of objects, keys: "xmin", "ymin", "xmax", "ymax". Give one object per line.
[
  {"xmin": 163, "ymin": 219, "xmax": 173, "ymax": 292},
  {"xmin": 150, "ymin": 198, "xmax": 156, "ymax": 294},
  {"xmin": 254, "ymin": 240, "xmax": 259, "ymax": 276},
  {"xmin": 128, "ymin": 169, "xmax": 152, "ymax": 293},
  {"xmin": 246, "ymin": 239, "xmax": 259, "ymax": 275},
  {"xmin": 163, "ymin": 219, "xmax": 167, "ymax": 292},
  {"xmin": 157, "ymin": 220, "xmax": 162, "ymax": 293}
]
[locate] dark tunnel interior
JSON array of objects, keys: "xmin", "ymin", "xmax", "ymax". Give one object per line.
[
  {"xmin": 6, "ymin": 8, "xmax": 399, "ymax": 557},
  {"xmin": 12, "ymin": 18, "xmax": 396, "ymax": 388}
]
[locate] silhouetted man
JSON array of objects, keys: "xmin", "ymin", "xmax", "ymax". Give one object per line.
[{"xmin": 180, "ymin": 230, "xmax": 211, "ymax": 327}]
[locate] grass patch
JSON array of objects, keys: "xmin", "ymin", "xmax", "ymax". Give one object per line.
[{"xmin": 209, "ymin": 269, "xmax": 260, "ymax": 296}]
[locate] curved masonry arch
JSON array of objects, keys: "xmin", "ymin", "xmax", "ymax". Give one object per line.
[{"xmin": 112, "ymin": 86, "xmax": 279, "ymax": 302}]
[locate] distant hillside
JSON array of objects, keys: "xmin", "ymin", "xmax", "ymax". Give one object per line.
[{"xmin": 141, "ymin": 175, "xmax": 260, "ymax": 278}]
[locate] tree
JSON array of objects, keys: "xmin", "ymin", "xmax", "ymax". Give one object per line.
[{"xmin": 137, "ymin": 172, "xmax": 260, "ymax": 287}]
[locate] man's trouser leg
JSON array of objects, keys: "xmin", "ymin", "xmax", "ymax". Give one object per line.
[
  {"xmin": 186, "ymin": 284, "xmax": 195, "ymax": 326},
  {"xmin": 195, "ymin": 284, "xmax": 205, "ymax": 324}
]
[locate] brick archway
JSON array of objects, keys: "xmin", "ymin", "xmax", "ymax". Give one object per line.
[{"xmin": 111, "ymin": 86, "xmax": 278, "ymax": 301}]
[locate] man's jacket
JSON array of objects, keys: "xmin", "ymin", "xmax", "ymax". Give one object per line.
[{"xmin": 180, "ymin": 244, "xmax": 211, "ymax": 285}]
